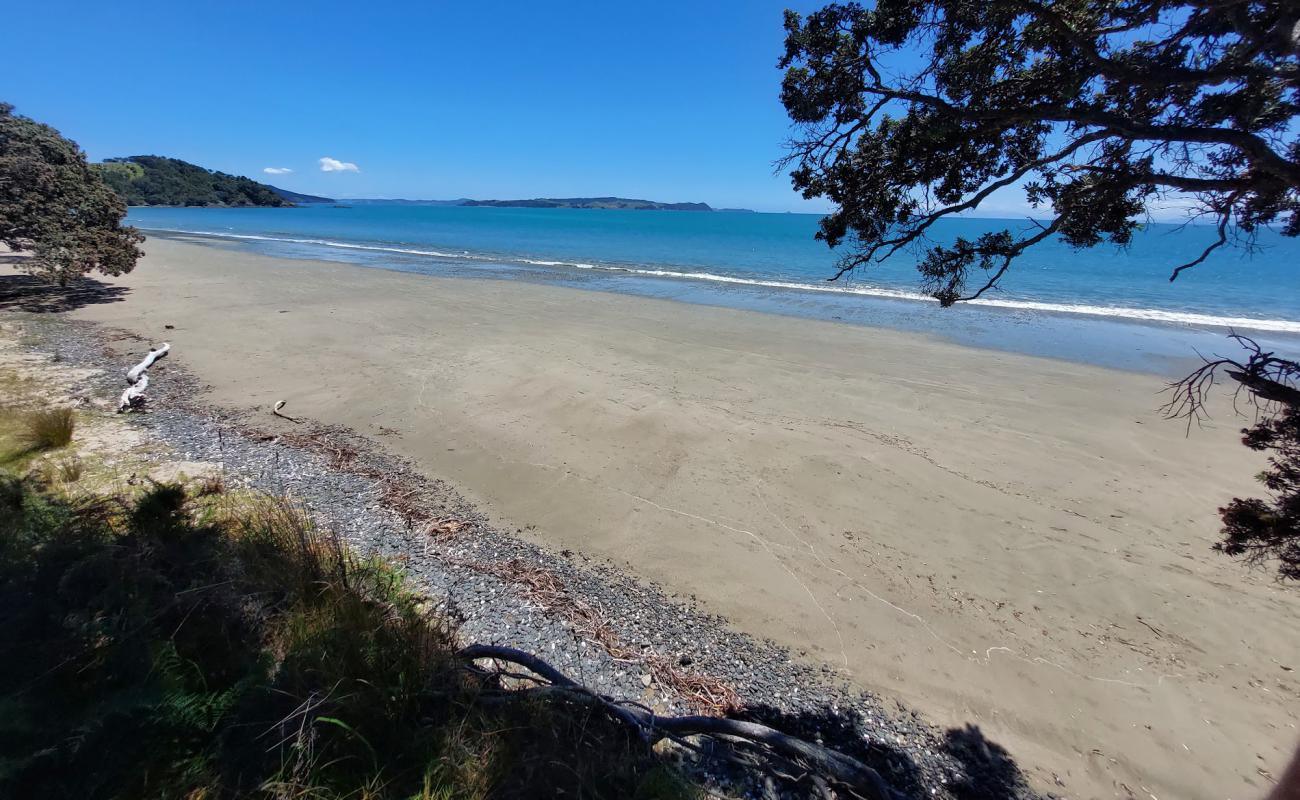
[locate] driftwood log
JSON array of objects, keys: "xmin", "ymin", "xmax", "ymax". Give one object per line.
[
  {"xmin": 118, "ymin": 342, "xmax": 169, "ymax": 412},
  {"xmin": 459, "ymin": 644, "xmax": 899, "ymax": 800}
]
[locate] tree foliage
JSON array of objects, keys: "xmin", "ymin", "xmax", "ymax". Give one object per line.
[
  {"xmin": 1165, "ymin": 337, "xmax": 1300, "ymax": 580},
  {"xmin": 95, "ymin": 155, "xmax": 293, "ymax": 208},
  {"xmin": 779, "ymin": 0, "xmax": 1300, "ymax": 304},
  {"xmin": 0, "ymin": 102, "xmax": 143, "ymax": 285}
]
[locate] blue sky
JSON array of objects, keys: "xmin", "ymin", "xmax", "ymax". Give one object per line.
[{"xmin": 5, "ymin": 0, "xmax": 882, "ymax": 213}]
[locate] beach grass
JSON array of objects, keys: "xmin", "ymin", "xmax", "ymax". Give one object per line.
[
  {"xmin": 21, "ymin": 406, "xmax": 74, "ymax": 451},
  {"xmin": 0, "ymin": 473, "xmax": 701, "ymax": 800}
]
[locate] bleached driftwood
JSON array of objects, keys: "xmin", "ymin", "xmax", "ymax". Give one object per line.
[
  {"xmin": 118, "ymin": 342, "xmax": 170, "ymax": 412},
  {"xmin": 273, "ymin": 400, "xmax": 304, "ymax": 424},
  {"xmin": 118, "ymin": 373, "xmax": 149, "ymax": 411},
  {"xmin": 126, "ymin": 342, "xmax": 169, "ymax": 384}
]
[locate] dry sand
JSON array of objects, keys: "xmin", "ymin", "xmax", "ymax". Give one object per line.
[{"xmin": 60, "ymin": 237, "xmax": 1300, "ymax": 799}]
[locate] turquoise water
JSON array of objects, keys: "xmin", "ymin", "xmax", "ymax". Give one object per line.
[{"xmin": 126, "ymin": 205, "xmax": 1300, "ymax": 371}]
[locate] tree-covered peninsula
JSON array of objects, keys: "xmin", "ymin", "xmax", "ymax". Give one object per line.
[{"xmin": 94, "ymin": 156, "xmax": 315, "ymax": 207}]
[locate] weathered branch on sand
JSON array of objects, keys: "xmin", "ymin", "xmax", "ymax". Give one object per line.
[
  {"xmin": 273, "ymin": 400, "xmax": 305, "ymax": 424},
  {"xmin": 459, "ymin": 643, "xmax": 899, "ymax": 800},
  {"xmin": 118, "ymin": 373, "xmax": 150, "ymax": 411},
  {"xmin": 126, "ymin": 342, "xmax": 169, "ymax": 384},
  {"xmin": 119, "ymin": 342, "xmax": 169, "ymax": 412}
]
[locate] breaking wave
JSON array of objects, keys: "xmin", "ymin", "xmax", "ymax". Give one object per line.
[{"xmin": 145, "ymin": 228, "xmax": 1300, "ymax": 334}]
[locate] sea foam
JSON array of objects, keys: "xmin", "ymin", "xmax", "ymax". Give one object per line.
[{"xmin": 147, "ymin": 228, "xmax": 1300, "ymax": 334}]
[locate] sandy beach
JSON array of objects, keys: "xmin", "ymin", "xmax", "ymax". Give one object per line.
[{"xmin": 52, "ymin": 237, "xmax": 1300, "ymax": 799}]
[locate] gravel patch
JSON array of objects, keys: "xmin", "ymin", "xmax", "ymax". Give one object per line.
[{"xmin": 8, "ymin": 313, "xmax": 1047, "ymax": 800}]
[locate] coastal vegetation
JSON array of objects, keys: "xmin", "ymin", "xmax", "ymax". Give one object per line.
[
  {"xmin": 781, "ymin": 0, "xmax": 1300, "ymax": 581},
  {"xmin": 0, "ymin": 103, "xmax": 143, "ymax": 285},
  {"xmin": 779, "ymin": 0, "xmax": 1298, "ymax": 303},
  {"xmin": 95, "ymin": 155, "xmax": 296, "ymax": 208},
  {"xmin": 0, "ymin": 470, "xmax": 707, "ymax": 799},
  {"xmin": 19, "ymin": 406, "xmax": 75, "ymax": 452}
]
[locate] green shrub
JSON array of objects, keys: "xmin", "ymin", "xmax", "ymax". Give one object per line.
[{"xmin": 0, "ymin": 477, "xmax": 698, "ymax": 799}]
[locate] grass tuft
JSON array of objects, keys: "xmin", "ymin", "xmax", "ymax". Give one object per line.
[
  {"xmin": 21, "ymin": 406, "xmax": 74, "ymax": 451},
  {"xmin": 194, "ymin": 473, "xmax": 224, "ymax": 497},
  {"xmin": 56, "ymin": 457, "xmax": 83, "ymax": 483}
]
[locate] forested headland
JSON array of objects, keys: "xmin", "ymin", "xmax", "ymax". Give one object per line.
[{"xmin": 94, "ymin": 156, "xmax": 322, "ymax": 207}]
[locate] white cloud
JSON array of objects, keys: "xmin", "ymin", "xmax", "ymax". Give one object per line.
[
  {"xmin": 319, "ymin": 157, "xmax": 359, "ymax": 173},
  {"xmin": 262, "ymin": 166, "xmax": 293, "ymax": 175}
]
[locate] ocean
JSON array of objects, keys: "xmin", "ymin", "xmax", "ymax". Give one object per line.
[{"xmin": 126, "ymin": 205, "xmax": 1300, "ymax": 372}]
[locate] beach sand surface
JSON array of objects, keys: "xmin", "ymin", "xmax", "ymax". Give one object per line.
[{"xmin": 62, "ymin": 238, "xmax": 1300, "ymax": 799}]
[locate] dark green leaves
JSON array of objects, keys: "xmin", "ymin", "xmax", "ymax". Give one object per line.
[
  {"xmin": 97, "ymin": 155, "xmax": 293, "ymax": 208},
  {"xmin": 780, "ymin": 0, "xmax": 1300, "ymax": 299},
  {"xmin": 0, "ymin": 104, "xmax": 143, "ymax": 285}
]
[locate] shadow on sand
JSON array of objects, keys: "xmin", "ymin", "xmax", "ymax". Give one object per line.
[
  {"xmin": 738, "ymin": 704, "xmax": 1034, "ymax": 799},
  {"xmin": 0, "ymin": 260, "xmax": 131, "ymax": 313}
]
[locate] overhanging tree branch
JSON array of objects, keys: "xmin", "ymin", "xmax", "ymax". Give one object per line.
[
  {"xmin": 780, "ymin": 0, "xmax": 1299, "ymax": 301},
  {"xmin": 1168, "ymin": 194, "xmax": 1241, "ymax": 281},
  {"xmin": 850, "ymin": 85, "xmax": 1300, "ymax": 186},
  {"xmin": 958, "ymin": 219, "xmax": 1064, "ymax": 302}
]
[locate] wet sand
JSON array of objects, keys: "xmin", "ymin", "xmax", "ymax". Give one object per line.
[{"xmin": 65, "ymin": 237, "xmax": 1300, "ymax": 799}]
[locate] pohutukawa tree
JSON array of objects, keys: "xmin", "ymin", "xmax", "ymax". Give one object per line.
[
  {"xmin": 779, "ymin": 1, "xmax": 1300, "ymax": 579},
  {"xmin": 779, "ymin": 0, "xmax": 1299, "ymax": 305},
  {"xmin": 0, "ymin": 102, "xmax": 143, "ymax": 285}
]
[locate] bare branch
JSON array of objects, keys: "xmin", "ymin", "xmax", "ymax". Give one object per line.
[
  {"xmin": 852, "ymin": 84, "xmax": 1300, "ymax": 187},
  {"xmin": 867, "ymin": 132, "xmax": 1112, "ymax": 265},
  {"xmin": 1169, "ymin": 207, "xmax": 1232, "ymax": 281},
  {"xmin": 1161, "ymin": 334, "xmax": 1300, "ymax": 430},
  {"xmin": 460, "ymin": 644, "xmax": 901, "ymax": 800},
  {"xmin": 1020, "ymin": 0, "xmax": 1291, "ymax": 86},
  {"xmin": 958, "ymin": 219, "xmax": 1064, "ymax": 302}
]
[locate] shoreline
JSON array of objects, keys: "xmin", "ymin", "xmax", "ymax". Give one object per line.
[
  {"xmin": 130, "ymin": 225, "xmax": 1300, "ymax": 376},
  {"xmin": 12, "ymin": 237, "xmax": 1300, "ymax": 799}
]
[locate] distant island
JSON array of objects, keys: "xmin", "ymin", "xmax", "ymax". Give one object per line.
[
  {"xmin": 342, "ymin": 198, "xmax": 471, "ymax": 207},
  {"xmin": 94, "ymin": 156, "xmax": 334, "ymax": 207},
  {"xmin": 460, "ymin": 197, "xmax": 713, "ymax": 211},
  {"xmin": 269, "ymin": 186, "xmax": 335, "ymax": 205},
  {"xmin": 337, "ymin": 197, "xmax": 744, "ymax": 210}
]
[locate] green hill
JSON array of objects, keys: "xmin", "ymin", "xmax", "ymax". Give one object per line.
[{"xmin": 95, "ymin": 156, "xmax": 294, "ymax": 207}]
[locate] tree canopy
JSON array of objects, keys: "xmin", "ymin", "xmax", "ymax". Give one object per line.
[
  {"xmin": 0, "ymin": 103, "xmax": 143, "ymax": 285},
  {"xmin": 95, "ymin": 156, "xmax": 293, "ymax": 208},
  {"xmin": 779, "ymin": 0, "xmax": 1300, "ymax": 305}
]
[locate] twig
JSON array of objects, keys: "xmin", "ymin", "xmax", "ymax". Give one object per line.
[{"xmin": 273, "ymin": 400, "xmax": 305, "ymax": 424}]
